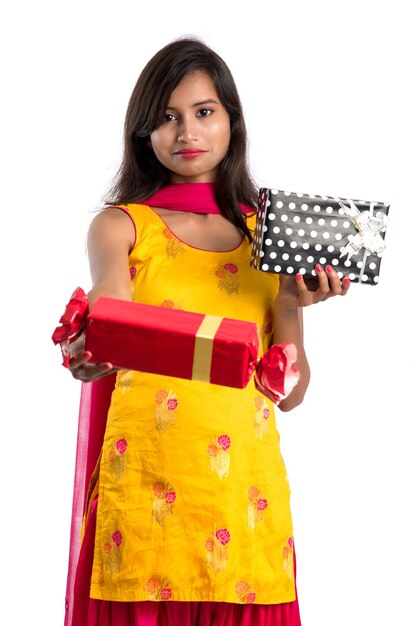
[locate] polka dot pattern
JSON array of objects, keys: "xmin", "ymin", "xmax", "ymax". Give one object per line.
[{"xmin": 250, "ymin": 189, "xmax": 389, "ymax": 285}]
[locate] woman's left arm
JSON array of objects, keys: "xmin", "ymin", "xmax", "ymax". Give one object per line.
[
  {"xmin": 273, "ymin": 306, "xmax": 310, "ymax": 412},
  {"xmin": 273, "ymin": 264, "xmax": 350, "ymax": 412}
]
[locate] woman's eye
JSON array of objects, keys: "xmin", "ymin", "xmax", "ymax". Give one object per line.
[
  {"xmin": 197, "ymin": 108, "xmax": 213, "ymax": 117},
  {"xmin": 164, "ymin": 113, "xmax": 177, "ymax": 122}
]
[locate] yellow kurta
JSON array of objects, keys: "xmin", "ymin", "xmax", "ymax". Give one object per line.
[{"xmin": 90, "ymin": 204, "xmax": 296, "ymax": 604}]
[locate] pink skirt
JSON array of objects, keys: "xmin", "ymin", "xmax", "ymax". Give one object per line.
[{"xmin": 72, "ymin": 498, "xmax": 302, "ymax": 626}]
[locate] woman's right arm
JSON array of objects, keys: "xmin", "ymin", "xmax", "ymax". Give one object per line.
[
  {"xmin": 87, "ymin": 207, "xmax": 135, "ymax": 306},
  {"xmin": 68, "ymin": 207, "xmax": 135, "ymax": 382}
]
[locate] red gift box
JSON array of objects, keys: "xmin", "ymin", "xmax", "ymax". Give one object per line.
[{"xmin": 84, "ymin": 297, "xmax": 260, "ymax": 389}]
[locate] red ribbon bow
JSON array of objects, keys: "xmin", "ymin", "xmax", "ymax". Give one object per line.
[
  {"xmin": 51, "ymin": 287, "xmax": 89, "ymax": 367},
  {"xmin": 254, "ymin": 343, "xmax": 300, "ymax": 405}
]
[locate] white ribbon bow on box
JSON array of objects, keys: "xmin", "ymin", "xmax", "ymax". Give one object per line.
[{"xmin": 339, "ymin": 200, "xmax": 388, "ymax": 282}]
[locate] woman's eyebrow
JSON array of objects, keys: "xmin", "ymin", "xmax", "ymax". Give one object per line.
[{"xmin": 166, "ymin": 98, "xmax": 219, "ymax": 110}]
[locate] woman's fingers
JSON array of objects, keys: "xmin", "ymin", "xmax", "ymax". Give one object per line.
[
  {"xmin": 69, "ymin": 351, "xmax": 116, "ymax": 382},
  {"xmin": 324, "ymin": 265, "xmax": 343, "ymax": 295},
  {"xmin": 294, "ymin": 265, "xmax": 350, "ymax": 305},
  {"xmin": 64, "ymin": 333, "xmax": 120, "ymax": 382},
  {"xmin": 75, "ymin": 364, "xmax": 117, "ymax": 383},
  {"xmin": 72, "ymin": 365, "xmax": 116, "ymax": 383},
  {"xmin": 315, "ymin": 264, "xmax": 331, "ymax": 298},
  {"xmin": 341, "ymin": 276, "xmax": 351, "ymax": 294},
  {"xmin": 69, "ymin": 350, "xmax": 91, "ymax": 373},
  {"xmin": 295, "ymin": 273, "xmax": 313, "ymax": 305}
]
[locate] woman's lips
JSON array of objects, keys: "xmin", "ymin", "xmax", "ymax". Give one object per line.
[{"xmin": 174, "ymin": 149, "xmax": 207, "ymax": 159}]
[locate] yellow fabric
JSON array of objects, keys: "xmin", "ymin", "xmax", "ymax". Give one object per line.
[{"xmin": 90, "ymin": 204, "xmax": 295, "ymax": 604}]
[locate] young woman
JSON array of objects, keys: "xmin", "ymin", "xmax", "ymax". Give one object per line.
[{"xmin": 65, "ymin": 37, "xmax": 350, "ymax": 626}]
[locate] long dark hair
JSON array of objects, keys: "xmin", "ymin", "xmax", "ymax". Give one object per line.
[{"xmin": 105, "ymin": 37, "xmax": 257, "ymax": 242}]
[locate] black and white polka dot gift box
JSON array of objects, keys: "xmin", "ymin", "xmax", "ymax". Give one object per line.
[{"xmin": 250, "ymin": 189, "xmax": 390, "ymax": 285}]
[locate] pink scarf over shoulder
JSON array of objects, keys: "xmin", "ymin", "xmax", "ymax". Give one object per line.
[{"xmin": 144, "ymin": 182, "xmax": 254, "ymax": 214}]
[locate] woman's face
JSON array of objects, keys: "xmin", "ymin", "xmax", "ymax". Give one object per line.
[{"xmin": 150, "ymin": 70, "xmax": 231, "ymax": 184}]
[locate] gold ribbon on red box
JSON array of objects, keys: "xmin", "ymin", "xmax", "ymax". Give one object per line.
[{"xmin": 192, "ymin": 314, "xmax": 223, "ymax": 382}]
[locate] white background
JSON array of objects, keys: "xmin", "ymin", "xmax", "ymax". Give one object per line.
[{"xmin": 1, "ymin": 1, "xmax": 417, "ymax": 624}]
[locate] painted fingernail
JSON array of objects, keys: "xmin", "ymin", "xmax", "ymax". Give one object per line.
[
  {"xmin": 82, "ymin": 351, "xmax": 91, "ymax": 359},
  {"xmin": 104, "ymin": 362, "xmax": 113, "ymax": 370},
  {"xmin": 325, "ymin": 265, "xmax": 333, "ymax": 273},
  {"xmin": 343, "ymin": 277, "xmax": 350, "ymax": 285},
  {"xmin": 296, "ymin": 273, "xmax": 303, "ymax": 281},
  {"xmin": 315, "ymin": 264, "xmax": 323, "ymax": 273}
]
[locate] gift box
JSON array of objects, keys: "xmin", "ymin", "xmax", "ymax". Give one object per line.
[
  {"xmin": 84, "ymin": 297, "xmax": 260, "ymax": 388},
  {"xmin": 250, "ymin": 189, "xmax": 390, "ymax": 285}
]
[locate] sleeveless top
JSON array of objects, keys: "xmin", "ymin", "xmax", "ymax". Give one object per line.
[{"xmin": 90, "ymin": 204, "xmax": 296, "ymax": 604}]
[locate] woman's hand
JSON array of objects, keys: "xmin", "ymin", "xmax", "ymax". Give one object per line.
[
  {"xmin": 67, "ymin": 335, "xmax": 119, "ymax": 383},
  {"xmin": 276, "ymin": 264, "xmax": 350, "ymax": 312},
  {"xmin": 272, "ymin": 263, "xmax": 349, "ymax": 411}
]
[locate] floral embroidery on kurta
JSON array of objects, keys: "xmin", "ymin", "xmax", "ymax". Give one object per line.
[
  {"xmin": 215, "ymin": 263, "xmax": 239, "ymax": 295},
  {"xmin": 103, "ymin": 531, "xmax": 123, "ymax": 574},
  {"xmin": 234, "ymin": 580, "xmax": 256, "ymax": 604},
  {"xmin": 160, "ymin": 299, "xmax": 182, "ymax": 310},
  {"xmin": 145, "ymin": 577, "xmax": 173, "ymax": 600},
  {"xmin": 262, "ymin": 309, "xmax": 273, "ymax": 335},
  {"xmin": 282, "ymin": 537, "xmax": 294, "ymax": 578},
  {"xmin": 248, "ymin": 486, "xmax": 268, "ymax": 531},
  {"xmin": 205, "ymin": 528, "xmax": 231, "ymax": 574},
  {"xmin": 254, "ymin": 395, "xmax": 270, "ymax": 439},
  {"xmin": 129, "ymin": 267, "xmax": 138, "ymax": 297},
  {"xmin": 207, "ymin": 434, "xmax": 231, "ymax": 479},
  {"xmin": 155, "ymin": 389, "xmax": 178, "ymax": 431},
  {"xmin": 163, "ymin": 227, "xmax": 185, "ymax": 258},
  {"xmin": 117, "ymin": 370, "xmax": 132, "ymax": 394},
  {"xmin": 109, "ymin": 438, "xmax": 128, "ymax": 480},
  {"xmin": 152, "ymin": 482, "xmax": 176, "ymax": 525}
]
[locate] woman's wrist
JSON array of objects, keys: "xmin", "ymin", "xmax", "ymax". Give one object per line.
[
  {"xmin": 272, "ymin": 301, "xmax": 303, "ymax": 346},
  {"xmin": 274, "ymin": 300, "xmax": 299, "ymax": 317}
]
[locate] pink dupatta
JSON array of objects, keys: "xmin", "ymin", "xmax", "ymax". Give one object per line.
[{"xmin": 65, "ymin": 375, "xmax": 115, "ymax": 626}]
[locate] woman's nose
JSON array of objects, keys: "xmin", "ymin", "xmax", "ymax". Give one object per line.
[{"xmin": 177, "ymin": 116, "xmax": 197, "ymax": 142}]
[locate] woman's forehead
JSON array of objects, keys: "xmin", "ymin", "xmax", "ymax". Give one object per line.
[{"xmin": 168, "ymin": 70, "xmax": 218, "ymax": 106}]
